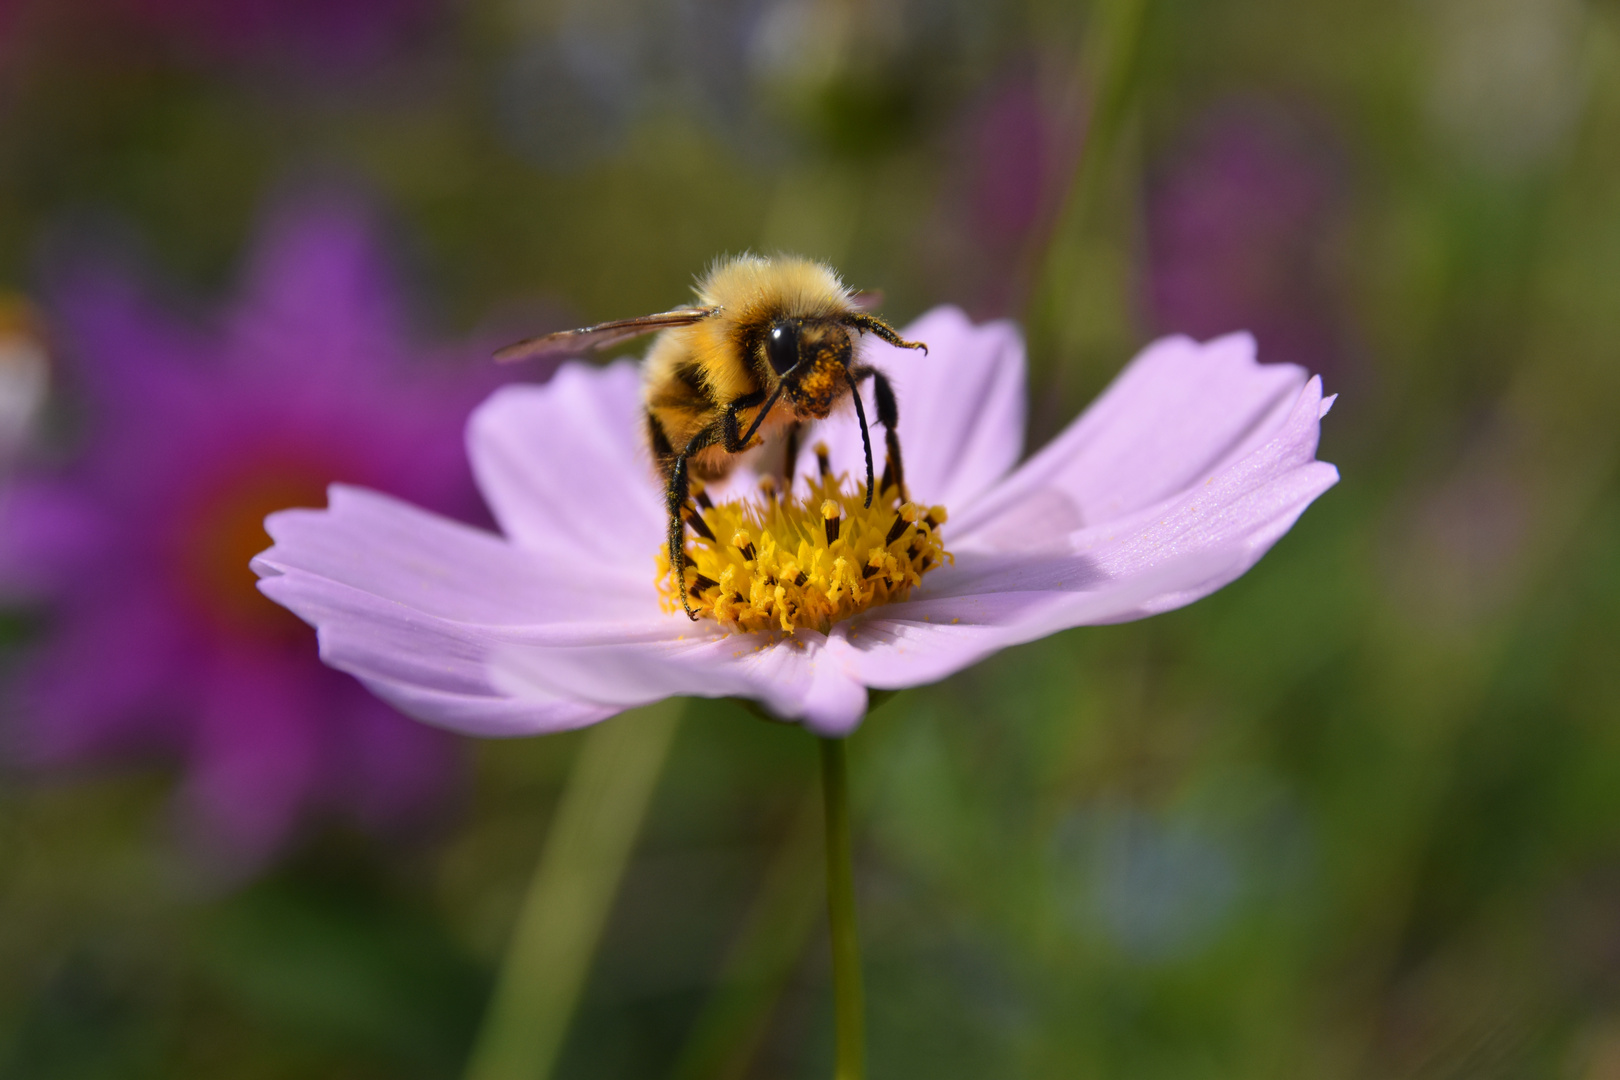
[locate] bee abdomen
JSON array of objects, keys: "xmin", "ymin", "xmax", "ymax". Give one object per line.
[{"xmin": 646, "ymin": 409, "xmax": 675, "ymax": 467}]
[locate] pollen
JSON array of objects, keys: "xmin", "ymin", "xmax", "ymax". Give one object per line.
[{"xmin": 657, "ymin": 455, "xmax": 951, "ymax": 635}]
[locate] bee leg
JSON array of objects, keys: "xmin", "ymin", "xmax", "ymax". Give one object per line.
[
  {"xmin": 870, "ymin": 370, "xmax": 906, "ymax": 502},
  {"xmin": 849, "ymin": 365, "xmax": 906, "ymax": 503},
  {"xmin": 667, "ymin": 428, "xmax": 716, "ymax": 620},
  {"xmin": 843, "ymin": 312, "xmax": 929, "ymax": 356},
  {"xmin": 669, "ymin": 389, "xmax": 775, "ymax": 620},
  {"xmin": 781, "ymin": 422, "xmax": 802, "ymax": 490},
  {"xmin": 844, "ymin": 367, "xmax": 877, "ymax": 508},
  {"xmin": 720, "ymin": 389, "xmax": 768, "ymax": 452}
]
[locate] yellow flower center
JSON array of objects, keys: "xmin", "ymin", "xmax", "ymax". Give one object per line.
[{"xmin": 656, "ymin": 445, "xmax": 951, "ymax": 635}]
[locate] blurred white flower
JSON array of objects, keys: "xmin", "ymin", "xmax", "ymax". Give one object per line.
[
  {"xmin": 1425, "ymin": 0, "xmax": 1589, "ymax": 173},
  {"xmin": 0, "ymin": 299, "xmax": 47, "ymax": 466}
]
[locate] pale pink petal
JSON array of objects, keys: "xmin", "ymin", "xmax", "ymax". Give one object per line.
[
  {"xmin": 938, "ymin": 376, "xmax": 1334, "ymax": 618},
  {"xmin": 256, "ymin": 566, "xmax": 622, "ymax": 737},
  {"xmin": 254, "ymin": 484, "xmax": 669, "ymax": 737},
  {"xmin": 257, "ymin": 485, "xmax": 868, "ymax": 735},
  {"xmin": 796, "ymin": 307, "xmax": 1025, "ymax": 509},
  {"xmin": 467, "ymin": 360, "xmax": 664, "ymax": 563},
  {"xmin": 351, "ymin": 666, "xmax": 614, "ymax": 738},
  {"xmin": 257, "ymin": 484, "xmax": 648, "ymax": 622},
  {"xmin": 950, "ymin": 332, "xmax": 1307, "ymax": 549},
  {"xmin": 824, "ymin": 377, "xmax": 1338, "ymax": 687},
  {"xmin": 828, "ymin": 548, "xmax": 1243, "ymax": 690},
  {"xmin": 491, "ymin": 630, "xmax": 868, "ymax": 736}
]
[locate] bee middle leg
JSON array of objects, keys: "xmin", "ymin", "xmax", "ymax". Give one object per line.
[{"xmin": 849, "ymin": 365, "xmax": 906, "ymax": 502}]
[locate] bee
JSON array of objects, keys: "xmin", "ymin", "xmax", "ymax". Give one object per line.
[{"xmin": 496, "ymin": 254, "xmax": 927, "ymax": 619}]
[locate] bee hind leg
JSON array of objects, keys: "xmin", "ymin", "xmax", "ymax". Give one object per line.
[
  {"xmin": 669, "ymin": 392, "xmax": 777, "ymax": 621},
  {"xmin": 667, "ymin": 428, "xmax": 717, "ymax": 620}
]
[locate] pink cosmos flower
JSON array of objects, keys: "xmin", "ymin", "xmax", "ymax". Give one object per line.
[{"xmin": 253, "ymin": 308, "xmax": 1337, "ymax": 736}]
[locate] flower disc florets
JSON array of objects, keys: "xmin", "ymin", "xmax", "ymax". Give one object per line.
[{"xmin": 657, "ymin": 445, "xmax": 951, "ymax": 635}]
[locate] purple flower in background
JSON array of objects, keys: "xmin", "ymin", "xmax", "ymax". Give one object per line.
[
  {"xmin": 112, "ymin": 0, "xmax": 439, "ymax": 67},
  {"xmin": 254, "ymin": 308, "xmax": 1336, "ymax": 737},
  {"xmin": 0, "ymin": 0, "xmax": 30, "ymax": 72},
  {"xmin": 0, "ymin": 196, "xmax": 491, "ymax": 873},
  {"xmin": 926, "ymin": 70, "xmax": 1073, "ymax": 319},
  {"xmin": 1146, "ymin": 102, "xmax": 1351, "ymax": 379},
  {"xmin": 966, "ymin": 75, "xmax": 1059, "ymax": 249}
]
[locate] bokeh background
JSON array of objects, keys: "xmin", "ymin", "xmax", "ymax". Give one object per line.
[{"xmin": 2, "ymin": 0, "xmax": 1620, "ymax": 1076}]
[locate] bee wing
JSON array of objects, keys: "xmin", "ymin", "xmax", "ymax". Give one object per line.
[
  {"xmin": 849, "ymin": 289, "xmax": 884, "ymax": 311},
  {"xmin": 494, "ymin": 305, "xmax": 721, "ymax": 363}
]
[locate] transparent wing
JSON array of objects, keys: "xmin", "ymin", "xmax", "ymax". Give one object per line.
[{"xmin": 494, "ymin": 306, "xmax": 720, "ymax": 363}]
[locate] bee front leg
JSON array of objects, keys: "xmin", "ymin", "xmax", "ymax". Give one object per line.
[
  {"xmin": 844, "ymin": 312, "xmax": 929, "ymax": 355},
  {"xmin": 850, "ymin": 365, "xmax": 906, "ymax": 503},
  {"xmin": 720, "ymin": 389, "xmax": 767, "ymax": 452}
]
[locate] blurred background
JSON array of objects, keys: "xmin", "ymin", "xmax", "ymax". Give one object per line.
[{"xmin": 2, "ymin": 0, "xmax": 1619, "ymax": 1076}]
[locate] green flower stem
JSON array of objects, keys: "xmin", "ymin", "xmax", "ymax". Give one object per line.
[
  {"xmin": 820, "ymin": 735, "xmax": 864, "ymax": 1080},
  {"xmin": 463, "ymin": 700, "xmax": 684, "ymax": 1080},
  {"xmin": 670, "ymin": 695, "xmax": 901, "ymax": 1080}
]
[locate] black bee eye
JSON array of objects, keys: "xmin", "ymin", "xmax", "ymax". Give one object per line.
[{"xmin": 765, "ymin": 321, "xmax": 799, "ymax": 375}]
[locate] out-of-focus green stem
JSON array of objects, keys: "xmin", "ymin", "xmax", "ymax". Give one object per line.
[
  {"xmin": 462, "ymin": 700, "xmax": 684, "ymax": 1080},
  {"xmin": 667, "ymin": 780, "xmax": 824, "ymax": 1080},
  {"xmin": 820, "ymin": 736, "xmax": 864, "ymax": 1080},
  {"xmin": 1025, "ymin": 0, "xmax": 1151, "ymax": 361}
]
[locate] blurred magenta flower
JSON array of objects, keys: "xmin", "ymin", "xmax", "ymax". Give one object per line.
[
  {"xmin": 965, "ymin": 74, "xmax": 1059, "ymax": 250},
  {"xmin": 112, "ymin": 0, "xmax": 439, "ymax": 66},
  {"xmin": 1146, "ymin": 103, "xmax": 1350, "ymax": 379},
  {"xmin": 255, "ymin": 307, "xmax": 1337, "ymax": 737},
  {"xmin": 924, "ymin": 70, "xmax": 1072, "ymax": 319},
  {"xmin": 0, "ymin": 196, "xmax": 490, "ymax": 872}
]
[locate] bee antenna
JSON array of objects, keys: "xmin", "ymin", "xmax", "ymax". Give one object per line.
[
  {"xmin": 738, "ymin": 379, "xmax": 789, "ymax": 448},
  {"xmin": 845, "ymin": 367, "xmax": 876, "ymax": 508}
]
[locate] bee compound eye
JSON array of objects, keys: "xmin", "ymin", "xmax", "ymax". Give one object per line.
[{"xmin": 765, "ymin": 321, "xmax": 799, "ymax": 375}]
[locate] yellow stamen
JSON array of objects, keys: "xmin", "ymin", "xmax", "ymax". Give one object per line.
[{"xmin": 658, "ymin": 469, "xmax": 951, "ymax": 635}]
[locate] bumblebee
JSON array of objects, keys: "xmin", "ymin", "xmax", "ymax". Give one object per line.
[{"xmin": 496, "ymin": 254, "xmax": 927, "ymax": 618}]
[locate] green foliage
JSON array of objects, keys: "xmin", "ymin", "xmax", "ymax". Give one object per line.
[{"xmin": 4, "ymin": 0, "xmax": 1620, "ymax": 1076}]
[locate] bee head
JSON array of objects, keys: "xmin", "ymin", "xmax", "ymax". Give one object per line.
[{"xmin": 765, "ymin": 317, "xmax": 852, "ymax": 419}]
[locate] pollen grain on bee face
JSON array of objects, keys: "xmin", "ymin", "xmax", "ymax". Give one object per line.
[{"xmin": 655, "ymin": 452, "xmax": 951, "ymax": 635}]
